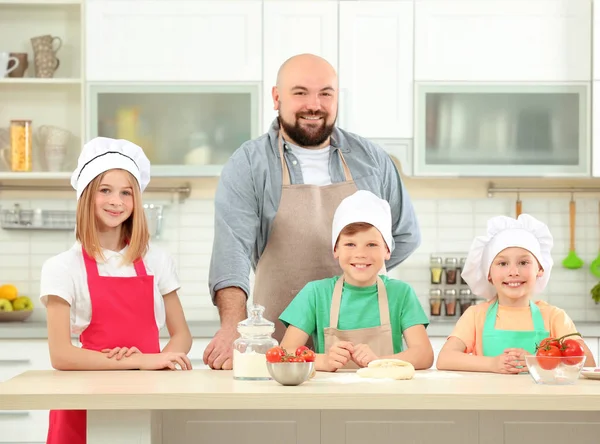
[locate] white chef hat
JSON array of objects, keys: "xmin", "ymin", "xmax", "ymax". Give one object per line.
[
  {"xmin": 71, "ymin": 137, "xmax": 151, "ymax": 200},
  {"xmin": 461, "ymin": 214, "xmax": 553, "ymax": 299},
  {"xmin": 331, "ymin": 190, "xmax": 394, "ymax": 252}
]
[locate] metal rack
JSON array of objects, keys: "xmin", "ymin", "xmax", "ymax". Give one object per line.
[
  {"xmin": 1, "ymin": 207, "xmax": 76, "ymax": 230},
  {"xmin": 487, "ymin": 183, "xmax": 600, "ymax": 198}
]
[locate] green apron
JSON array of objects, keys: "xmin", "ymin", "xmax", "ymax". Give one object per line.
[{"xmin": 482, "ymin": 300, "xmax": 549, "ymax": 357}]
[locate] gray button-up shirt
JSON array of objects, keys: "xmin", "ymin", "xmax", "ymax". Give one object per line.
[{"xmin": 209, "ymin": 119, "xmax": 421, "ymax": 302}]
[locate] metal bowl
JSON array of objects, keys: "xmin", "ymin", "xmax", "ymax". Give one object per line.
[{"xmin": 266, "ymin": 361, "xmax": 314, "ymax": 386}]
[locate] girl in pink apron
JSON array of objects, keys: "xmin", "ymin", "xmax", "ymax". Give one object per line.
[
  {"xmin": 40, "ymin": 137, "xmax": 193, "ymax": 444},
  {"xmin": 436, "ymin": 214, "xmax": 595, "ymax": 373},
  {"xmin": 279, "ymin": 190, "xmax": 433, "ymax": 371}
]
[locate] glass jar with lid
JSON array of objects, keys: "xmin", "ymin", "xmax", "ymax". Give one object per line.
[
  {"xmin": 232, "ymin": 303, "xmax": 279, "ymax": 380},
  {"xmin": 430, "ymin": 256, "xmax": 443, "ymax": 284}
]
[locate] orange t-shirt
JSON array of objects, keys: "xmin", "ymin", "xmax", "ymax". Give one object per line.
[{"xmin": 449, "ymin": 299, "xmax": 578, "ymax": 356}]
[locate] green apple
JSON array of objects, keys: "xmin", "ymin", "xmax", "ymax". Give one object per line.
[
  {"xmin": 0, "ymin": 298, "xmax": 13, "ymax": 312},
  {"xmin": 12, "ymin": 296, "xmax": 33, "ymax": 311}
]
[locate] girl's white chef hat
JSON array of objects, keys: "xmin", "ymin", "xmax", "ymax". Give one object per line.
[
  {"xmin": 331, "ymin": 190, "xmax": 394, "ymax": 252},
  {"xmin": 461, "ymin": 214, "xmax": 553, "ymax": 299},
  {"xmin": 71, "ymin": 137, "xmax": 151, "ymax": 200}
]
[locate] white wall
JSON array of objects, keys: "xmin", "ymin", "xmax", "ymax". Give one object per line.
[{"xmin": 3, "ymin": 192, "xmax": 600, "ymax": 324}]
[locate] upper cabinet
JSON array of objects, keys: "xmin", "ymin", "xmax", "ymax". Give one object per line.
[
  {"xmin": 262, "ymin": 1, "xmax": 338, "ymax": 133},
  {"xmin": 86, "ymin": 0, "xmax": 262, "ymax": 82},
  {"xmin": 415, "ymin": 0, "xmax": 592, "ymax": 82},
  {"xmin": 338, "ymin": 1, "xmax": 414, "ymax": 139}
]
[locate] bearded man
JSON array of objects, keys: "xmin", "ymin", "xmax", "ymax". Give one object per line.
[{"xmin": 205, "ymin": 53, "xmax": 421, "ymax": 370}]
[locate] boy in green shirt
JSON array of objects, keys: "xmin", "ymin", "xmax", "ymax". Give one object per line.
[{"xmin": 279, "ymin": 190, "xmax": 433, "ymax": 372}]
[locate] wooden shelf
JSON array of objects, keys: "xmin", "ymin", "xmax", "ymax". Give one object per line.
[
  {"xmin": 0, "ymin": 172, "xmax": 71, "ymax": 180},
  {"xmin": 0, "ymin": 78, "xmax": 82, "ymax": 85},
  {"xmin": 0, "ymin": 0, "xmax": 81, "ymax": 5}
]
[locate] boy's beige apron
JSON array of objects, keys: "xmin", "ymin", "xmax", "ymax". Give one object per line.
[
  {"xmin": 253, "ymin": 132, "xmax": 357, "ymax": 343},
  {"xmin": 324, "ymin": 276, "xmax": 394, "ymax": 369}
]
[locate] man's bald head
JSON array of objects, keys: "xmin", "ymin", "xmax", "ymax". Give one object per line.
[
  {"xmin": 272, "ymin": 53, "xmax": 339, "ymax": 148},
  {"xmin": 276, "ymin": 53, "xmax": 337, "ymax": 88}
]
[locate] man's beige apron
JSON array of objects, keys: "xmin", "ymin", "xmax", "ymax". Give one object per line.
[
  {"xmin": 253, "ymin": 132, "xmax": 357, "ymax": 343},
  {"xmin": 323, "ymin": 276, "xmax": 394, "ymax": 369}
]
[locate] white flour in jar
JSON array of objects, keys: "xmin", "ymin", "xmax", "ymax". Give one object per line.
[{"xmin": 233, "ymin": 349, "xmax": 271, "ymax": 380}]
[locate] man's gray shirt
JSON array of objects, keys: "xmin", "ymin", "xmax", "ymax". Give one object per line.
[{"xmin": 209, "ymin": 119, "xmax": 421, "ymax": 302}]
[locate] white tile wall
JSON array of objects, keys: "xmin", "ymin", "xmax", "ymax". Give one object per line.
[{"xmin": 3, "ymin": 195, "xmax": 600, "ymax": 323}]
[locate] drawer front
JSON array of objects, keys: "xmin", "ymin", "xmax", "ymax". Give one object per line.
[{"xmin": 0, "ymin": 340, "xmax": 52, "ymax": 443}]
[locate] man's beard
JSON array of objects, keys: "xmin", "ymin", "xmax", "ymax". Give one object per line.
[{"xmin": 279, "ymin": 111, "xmax": 335, "ymax": 148}]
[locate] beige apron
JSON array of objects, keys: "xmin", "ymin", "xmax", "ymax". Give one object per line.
[
  {"xmin": 253, "ymin": 132, "xmax": 358, "ymax": 343},
  {"xmin": 323, "ymin": 276, "xmax": 394, "ymax": 369}
]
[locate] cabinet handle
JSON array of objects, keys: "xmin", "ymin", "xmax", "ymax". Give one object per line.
[
  {"xmin": 0, "ymin": 411, "xmax": 30, "ymax": 417},
  {"xmin": 0, "ymin": 359, "xmax": 31, "ymax": 365}
]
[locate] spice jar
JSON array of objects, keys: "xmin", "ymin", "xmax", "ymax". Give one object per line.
[
  {"xmin": 429, "ymin": 289, "xmax": 443, "ymax": 316},
  {"xmin": 444, "ymin": 289, "xmax": 457, "ymax": 316},
  {"xmin": 9, "ymin": 120, "xmax": 32, "ymax": 172},
  {"xmin": 430, "ymin": 256, "xmax": 443, "ymax": 284},
  {"xmin": 458, "ymin": 257, "xmax": 467, "ymax": 284},
  {"xmin": 444, "ymin": 257, "xmax": 458, "ymax": 285},
  {"xmin": 232, "ymin": 303, "xmax": 279, "ymax": 380},
  {"xmin": 459, "ymin": 288, "xmax": 473, "ymax": 314}
]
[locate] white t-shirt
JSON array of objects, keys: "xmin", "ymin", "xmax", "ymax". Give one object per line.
[
  {"xmin": 288, "ymin": 143, "xmax": 332, "ymax": 186},
  {"xmin": 39, "ymin": 242, "xmax": 180, "ymax": 336}
]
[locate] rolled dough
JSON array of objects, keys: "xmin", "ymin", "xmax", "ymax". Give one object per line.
[{"xmin": 357, "ymin": 358, "xmax": 415, "ymax": 380}]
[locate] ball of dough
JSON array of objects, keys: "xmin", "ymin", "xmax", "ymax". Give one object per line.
[{"xmin": 357, "ymin": 358, "xmax": 415, "ymax": 380}]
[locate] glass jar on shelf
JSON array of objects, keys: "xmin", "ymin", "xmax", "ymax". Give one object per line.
[
  {"xmin": 443, "ymin": 289, "xmax": 457, "ymax": 316},
  {"xmin": 444, "ymin": 257, "xmax": 458, "ymax": 284},
  {"xmin": 429, "ymin": 288, "xmax": 443, "ymax": 317},
  {"xmin": 459, "ymin": 288, "xmax": 474, "ymax": 314},
  {"xmin": 430, "ymin": 256, "xmax": 443, "ymax": 284},
  {"xmin": 7, "ymin": 120, "xmax": 32, "ymax": 172},
  {"xmin": 232, "ymin": 303, "xmax": 278, "ymax": 380}
]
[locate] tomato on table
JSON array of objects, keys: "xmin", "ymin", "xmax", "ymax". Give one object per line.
[
  {"xmin": 536, "ymin": 345, "xmax": 561, "ymax": 370},
  {"xmin": 560, "ymin": 339, "xmax": 585, "ymax": 365}
]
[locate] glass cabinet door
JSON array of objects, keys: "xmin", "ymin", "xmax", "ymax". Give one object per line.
[
  {"xmin": 88, "ymin": 83, "xmax": 260, "ymax": 176},
  {"xmin": 415, "ymin": 84, "xmax": 590, "ymax": 177}
]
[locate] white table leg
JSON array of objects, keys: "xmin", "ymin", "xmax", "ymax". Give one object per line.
[{"xmin": 88, "ymin": 410, "xmax": 161, "ymax": 444}]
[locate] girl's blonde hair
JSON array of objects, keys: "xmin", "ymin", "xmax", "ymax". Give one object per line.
[{"xmin": 76, "ymin": 170, "xmax": 149, "ymax": 264}]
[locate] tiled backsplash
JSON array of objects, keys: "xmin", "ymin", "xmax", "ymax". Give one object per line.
[{"xmin": 2, "ymin": 196, "xmax": 600, "ymax": 324}]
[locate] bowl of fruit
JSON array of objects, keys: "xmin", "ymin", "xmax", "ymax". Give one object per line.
[
  {"xmin": 525, "ymin": 333, "xmax": 587, "ymax": 385},
  {"xmin": 0, "ymin": 285, "xmax": 33, "ymax": 322},
  {"xmin": 266, "ymin": 345, "xmax": 316, "ymax": 386}
]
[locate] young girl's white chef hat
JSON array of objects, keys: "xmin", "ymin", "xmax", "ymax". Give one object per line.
[
  {"xmin": 331, "ymin": 190, "xmax": 394, "ymax": 252},
  {"xmin": 71, "ymin": 137, "xmax": 151, "ymax": 200},
  {"xmin": 461, "ymin": 214, "xmax": 553, "ymax": 299}
]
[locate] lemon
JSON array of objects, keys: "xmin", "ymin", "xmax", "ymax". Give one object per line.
[{"xmin": 0, "ymin": 284, "xmax": 18, "ymax": 302}]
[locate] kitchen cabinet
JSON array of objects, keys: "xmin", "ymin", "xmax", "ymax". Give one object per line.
[
  {"xmin": 415, "ymin": 0, "xmax": 591, "ymax": 82},
  {"xmin": 338, "ymin": 1, "xmax": 414, "ymax": 139},
  {"xmin": 85, "ymin": 0, "xmax": 262, "ymax": 82},
  {"xmin": 593, "ymin": 81, "xmax": 600, "ymax": 177},
  {"xmin": 0, "ymin": 339, "xmax": 51, "ymax": 444},
  {"xmin": 87, "ymin": 83, "xmax": 260, "ymax": 177},
  {"xmin": 262, "ymin": 1, "xmax": 338, "ymax": 133},
  {"xmin": 414, "ymin": 83, "xmax": 590, "ymax": 177},
  {"xmin": 0, "ymin": 2, "xmax": 83, "ymax": 180}
]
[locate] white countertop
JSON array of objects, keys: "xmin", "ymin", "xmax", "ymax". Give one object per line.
[{"xmin": 1, "ymin": 369, "xmax": 599, "ymax": 411}]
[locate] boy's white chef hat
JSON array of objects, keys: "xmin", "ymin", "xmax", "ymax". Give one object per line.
[
  {"xmin": 331, "ymin": 190, "xmax": 394, "ymax": 252},
  {"xmin": 461, "ymin": 214, "xmax": 553, "ymax": 299},
  {"xmin": 71, "ymin": 137, "xmax": 151, "ymax": 200}
]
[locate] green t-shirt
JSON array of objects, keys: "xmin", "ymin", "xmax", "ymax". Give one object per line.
[{"xmin": 279, "ymin": 275, "xmax": 429, "ymax": 354}]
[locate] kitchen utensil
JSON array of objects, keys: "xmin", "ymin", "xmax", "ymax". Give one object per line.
[
  {"xmin": 0, "ymin": 52, "xmax": 19, "ymax": 77},
  {"xmin": 524, "ymin": 355, "xmax": 585, "ymax": 385},
  {"xmin": 143, "ymin": 204, "xmax": 164, "ymax": 239},
  {"xmin": 562, "ymin": 196, "xmax": 584, "ymax": 269},
  {"xmin": 266, "ymin": 361, "xmax": 314, "ymax": 386},
  {"xmin": 7, "ymin": 53, "xmax": 28, "ymax": 78},
  {"xmin": 580, "ymin": 367, "xmax": 600, "ymax": 380},
  {"xmin": 590, "ymin": 202, "xmax": 600, "ymax": 278},
  {"xmin": 516, "ymin": 193, "xmax": 522, "ymax": 217}
]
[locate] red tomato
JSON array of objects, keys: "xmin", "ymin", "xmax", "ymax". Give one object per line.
[
  {"xmin": 536, "ymin": 345, "xmax": 561, "ymax": 370},
  {"xmin": 560, "ymin": 339, "xmax": 585, "ymax": 365},
  {"xmin": 300, "ymin": 349, "xmax": 316, "ymax": 362},
  {"xmin": 266, "ymin": 347, "xmax": 285, "ymax": 363},
  {"xmin": 538, "ymin": 337, "xmax": 560, "ymax": 350},
  {"xmin": 290, "ymin": 357, "xmax": 305, "ymax": 362},
  {"xmin": 295, "ymin": 345, "xmax": 309, "ymax": 356}
]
